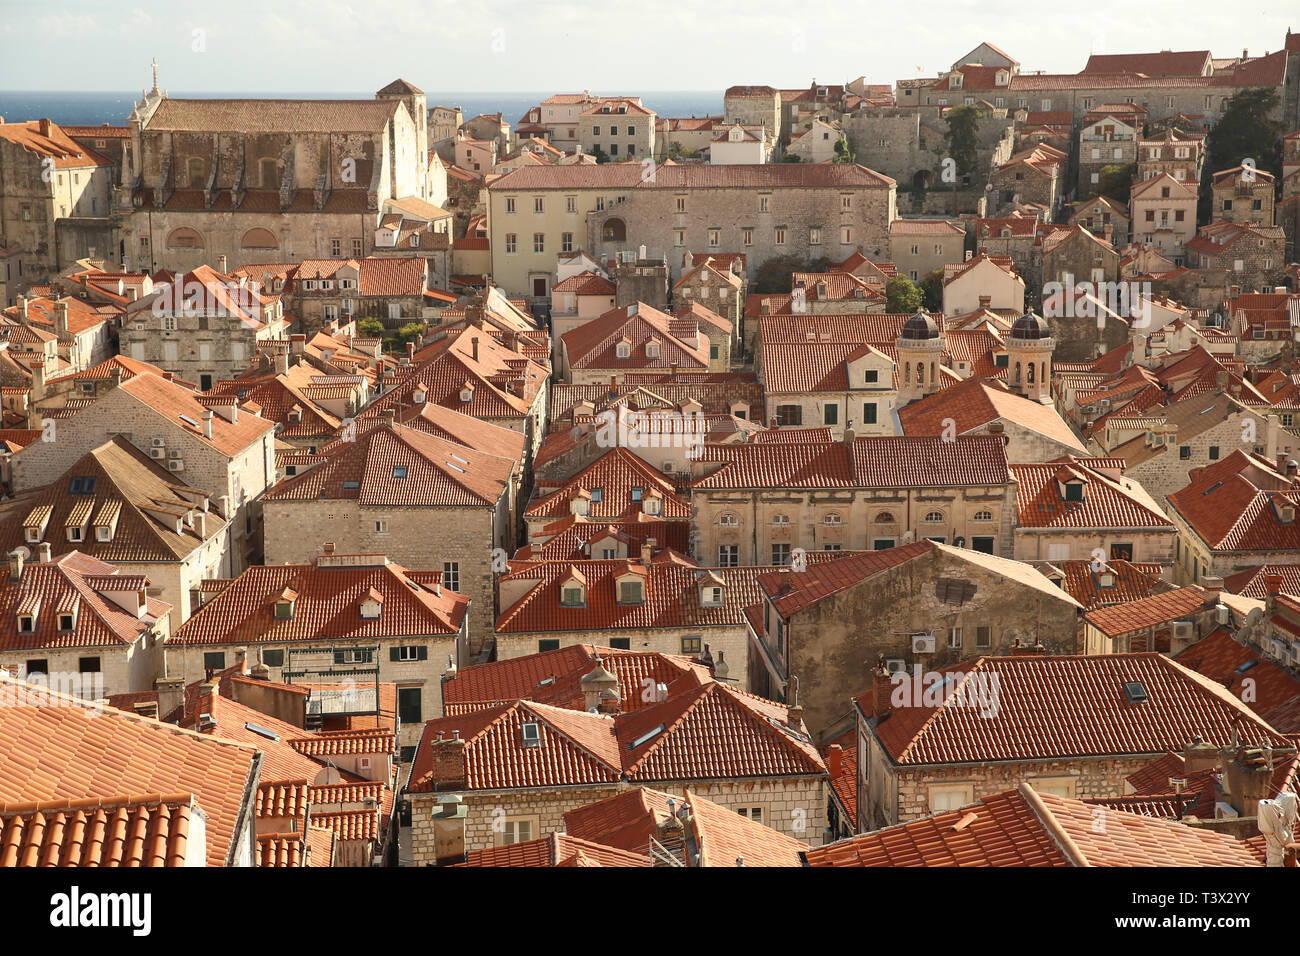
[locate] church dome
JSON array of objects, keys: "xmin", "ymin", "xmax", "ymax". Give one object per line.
[
  {"xmin": 1010, "ymin": 310, "xmax": 1050, "ymax": 340},
  {"xmin": 900, "ymin": 310, "xmax": 940, "ymax": 340}
]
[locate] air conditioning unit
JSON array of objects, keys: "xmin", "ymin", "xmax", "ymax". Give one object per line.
[
  {"xmin": 1286, "ymin": 643, "xmax": 1300, "ymax": 666},
  {"xmin": 149, "ymin": 447, "xmax": 166, "ymax": 459},
  {"xmin": 152, "ymin": 436, "xmax": 166, "ymax": 447},
  {"xmin": 168, "ymin": 448, "xmax": 183, "ymax": 459},
  {"xmin": 167, "ymin": 459, "xmax": 185, "ymax": 472},
  {"xmin": 911, "ymin": 633, "xmax": 936, "ymax": 654},
  {"xmin": 1216, "ymin": 604, "xmax": 1231, "ymax": 625},
  {"xmin": 1172, "ymin": 620, "xmax": 1194, "ymax": 641}
]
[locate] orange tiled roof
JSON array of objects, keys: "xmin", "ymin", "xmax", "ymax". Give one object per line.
[
  {"xmin": 0, "ymin": 675, "xmax": 259, "ymax": 867},
  {"xmin": 863, "ymin": 652, "xmax": 1291, "ymax": 766},
  {"xmin": 442, "ymin": 644, "xmax": 714, "ymax": 715},
  {"xmin": 0, "ymin": 793, "xmax": 196, "ymax": 866},
  {"xmin": 1083, "ymin": 586, "xmax": 1211, "ymax": 637},
  {"xmin": 0, "ymin": 120, "xmax": 111, "ymax": 169},
  {"xmin": 1166, "ymin": 451, "xmax": 1300, "ymax": 552},
  {"xmin": 1175, "ymin": 627, "xmax": 1300, "ymax": 733},
  {"xmin": 1054, "ymin": 560, "xmax": 1165, "ymax": 609},
  {"xmin": 459, "ymin": 831, "xmax": 649, "ymax": 867},
  {"xmin": 171, "ymin": 558, "xmax": 468, "ymax": 645},
  {"xmin": 1011, "ymin": 458, "xmax": 1173, "ymax": 531},
  {"xmin": 527, "ymin": 447, "xmax": 690, "ymax": 521},
  {"xmin": 805, "ymin": 782, "xmax": 1261, "ymax": 866},
  {"xmin": 288, "ymin": 729, "xmax": 394, "ymax": 757},
  {"xmin": 900, "ymin": 378, "xmax": 1084, "ymax": 451},
  {"xmin": 256, "ymin": 780, "xmax": 309, "ymax": 818},
  {"xmin": 409, "ymin": 685, "xmax": 823, "ymax": 793}
]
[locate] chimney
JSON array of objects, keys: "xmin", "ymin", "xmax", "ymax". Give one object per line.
[
  {"xmin": 154, "ymin": 677, "xmax": 184, "ymax": 723},
  {"xmin": 842, "ymin": 425, "xmax": 855, "ymax": 445},
  {"xmin": 428, "ymin": 731, "xmax": 468, "ymax": 790},
  {"xmin": 54, "ymin": 299, "xmax": 69, "ymax": 337},
  {"xmin": 110, "ymin": 365, "xmax": 124, "ymax": 388},
  {"xmin": 274, "ymin": 349, "xmax": 288, "ymax": 375},
  {"xmin": 29, "ymin": 360, "xmax": 46, "ymax": 405},
  {"xmin": 1201, "ymin": 576, "xmax": 1223, "ymax": 603},
  {"xmin": 871, "ymin": 656, "xmax": 893, "ymax": 720},
  {"xmin": 1183, "ymin": 736, "xmax": 1220, "ymax": 773},
  {"xmin": 37, "ymin": 542, "xmax": 51, "ymax": 563},
  {"xmin": 470, "ymin": 336, "xmax": 479, "ymax": 362},
  {"xmin": 38, "ymin": 118, "xmax": 51, "ymax": 138},
  {"xmin": 978, "ymin": 295, "xmax": 992, "ymax": 308},
  {"xmin": 1224, "ymin": 746, "xmax": 1274, "ymax": 817},
  {"xmin": 132, "ymin": 701, "xmax": 159, "ymax": 719},
  {"xmin": 234, "ymin": 647, "xmax": 248, "ymax": 676},
  {"xmin": 406, "ymin": 341, "xmax": 415, "ymax": 363},
  {"xmin": 201, "ymin": 409, "xmax": 214, "ymax": 440},
  {"xmin": 289, "ymin": 334, "xmax": 305, "ymax": 355},
  {"xmin": 16, "ymin": 295, "xmax": 27, "ymax": 319},
  {"xmin": 826, "ymin": 743, "xmax": 843, "ymax": 778},
  {"xmin": 786, "ymin": 704, "xmax": 804, "ymax": 730},
  {"xmin": 1230, "ymin": 284, "xmax": 1240, "ymax": 299},
  {"xmin": 7, "ymin": 549, "xmax": 24, "ymax": 582},
  {"xmin": 987, "ymin": 420, "xmax": 1004, "ymax": 435},
  {"xmin": 216, "ymin": 254, "xmax": 228, "ymax": 275},
  {"xmin": 1007, "ymin": 638, "xmax": 1046, "ymax": 656},
  {"xmin": 640, "ymin": 538, "xmax": 655, "ymax": 564},
  {"xmin": 383, "ymin": 408, "xmax": 396, "ymax": 428}
]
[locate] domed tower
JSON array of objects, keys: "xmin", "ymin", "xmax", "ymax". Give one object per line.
[
  {"xmin": 1006, "ymin": 310, "xmax": 1054, "ymax": 403},
  {"xmin": 895, "ymin": 310, "xmax": 945, "ymax": 406}
]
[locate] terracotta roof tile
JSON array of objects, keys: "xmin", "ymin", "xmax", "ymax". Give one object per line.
[
  {"xmin": 0, "ymin": 793, "xmax": 196, "ymax": 866},
  {"xmin": 459, "ymin": 831, "xmax": 649, "ymax": 867}
]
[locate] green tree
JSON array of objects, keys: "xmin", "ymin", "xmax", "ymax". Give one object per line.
[
  {"xmin": 1198, "ymin": 87, "xmax": 1283, "ymax": 223},
  {"xmin": 357, "ymin": 317, "xmax": 385, "ymax": 338},
  {"xmin": 886, "ymin": 275, "xmax": 923, "ymax": 314},
  {"xmin": 753, "ymin": 254, "xmax": 807, "ymax": 293},
  {"xmin": 780, "ymin": 153, "xmax": 803, "ymax": 163},
  {"xmin": 943, "ymin": 104, "xmax": 980, "ymax": 180},
  {"xmin": 920, "ymin": 268, "xmax": 945, "ymax": 312},
  {"xmin": 1094, "ymin": 163, "xmax": 1135, "ymax": 203},
  {"xmin": 396, "ymin": 321, "xmax": 425, "ymax": 346},
  {"xmin": 832, "ymin": 137, "xmax": 855, "ymax": 164}
]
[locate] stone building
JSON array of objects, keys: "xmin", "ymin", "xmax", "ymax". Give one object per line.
[
  {"xmin": 942, "ymin": 254, "xmax": 1025, "ymax": 315},
  {"xmin": 403, "ymin": 683, "xmax": 828, "ymax": 860},
  {"xmin": 8, "ymin": 371, "xmax": 275, "ymax": 579},
  {"xmin": 116, "ymin": 74, "xmax": 432, "ymax": 275},
  {"xmin": 1129, "ymin": 174, "xmax": 1197, "ymax": 261},
  {"xmin": 120, "ymin": 264, "xmax": 287, "ymax": 389},
  {"xmin": 1136, "ymin": 130, "xmax": 1204, "ymax": 185},
  {"xmin": 889, "ymin": 219, "xmax": 966, "ymax": 283},
  {"xmin": 1185, "ymin": 222, "xmax": 1286, "ymax": 294},
  {"xmin": 1210, "ymin": 166, "xmax": 1276, "ymax": 226},
  {"xmin": 0, "ymin": 119, "xmax": 114, "ymax": 273},
  {"xmin": 672, "ymin": 257, "xmax": 743, "ymax": 340},
  {"xmin": 0, "ymin": 548, "xmax": 170, "ymax": 697},
  {"xmin": 166, "ymin": 552, "xmax": 469, "ymax": 759},
  {"xmin": 722, "ymin": 86, "xmax": 781, "ymax": 138},
  {"xmin": 988, "ymin": 144, "xmax": 1064, "ymax": 216},
  {"xmin": 688, "ymin": 434, "xmax": 1016, "ymax": 565},
  {"xmin": 1076, "ymin": 106, "xmax": 1142, "ymax": 193},
  {"xmin": 0, "ymin": 437, "xmax": 229, "ymax": 631},
  {"xmin": 1067, "ymin": 196, "xmax": 1129, "ymax": 247},
  {"xmin": 853, "ymin": 651, "xmax": 1293, "ymax": 829},
  {"xmin": 748, "ymin": 540, "xmax": 1083, "ymax": 734},
  {"xmin": 1008, "ymin": 458, "xmax": 1177, "ymax": 565},
  {"xmin": 586, "ymin": 164, "xmax": 897, "ymax": 285},
  {"xmin": 259, "ymin": 416, "xmax": 516, "ymax": 657},
  {"xmin": 578, "ymin": 98, "xmax": 656, "ymax": 160},
  {"xmin": 1166, "ymin": 450, "xmax": 1300, "ymax": 586}
]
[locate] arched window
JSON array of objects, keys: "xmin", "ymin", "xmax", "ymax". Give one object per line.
[
  {"xmin": 1014, "ymin": 361, "xmax": 1021, "ymax": 384},
  {"xmin": 241, "ymin": 227, "xmax": 278, "ymax": 249},
  {"xmin": 166, "ymin": 227, "xmax": 204, "ymax": 249},
  {"xmin": 823, "ymin": 513, "xmax": 842, "ymax": 525},
  {"xmin": 719, "ymin": 513, "xmax": 739, "ymax": 526},
  {"xmin": 974, "ymin": 510, "xmax": 993, "ymax": 521},
  {"xmin": 772, "ymin": 514, "xmax": 790, "ymax": 526},
  {"xmin": 917, "ymin": 363, "xmax": 925, "ymax": 384},
  {"xmin": 923, "ymin": 511, "xmax": 945, "ymax": 523},
  {"xmin": 1027, "ymin": 362, "xmax": 1035, "ymax": 383},
  {"xmin": 876, "ymin": 511, "xmax": 896, "ymax": 524}
]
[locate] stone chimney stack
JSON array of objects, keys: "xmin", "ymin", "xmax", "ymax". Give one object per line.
[
  {"xmin": 427, "ymin": 731, "xmax": 468, "ymax": 790},
  {"xmin": 54, "ymin": 299, "xmax": 69, "ymax": 337},
  {"xmin": 37, "ymin": 542, "xmax": 51, "ymax": 563},
  {"xmin": 871, "ymin": 656, "xmax": 893, "ymax": 720},
  {"xmin": 201, "ymin": 409, "xmax": 214, "ymax": 440},
  {"xmin": 580, "ymin": 656, "xmax": 621, "ymax": 714},
  {"xmin": 7, "ymin": 549, "xmax": 24, "ymax": 582},
  {"xmin": 640, "ymin": 538, "xmax": 655, "ymax": 565},
  {"xmin": 216, "ymin": 254, "xmax": 228, "ymax": 274},
  {"xmin": 826, "ymin": 743, "xmax": 843, "ymax": 778},
  {"xmin": 289, "ymin": 333, "xmax": 305, "ymax": 355},
  {"xmin": 154, "ymin": 677, "xmax": 184, "ymax": 724},
  {"xmin": 1182, "ymin": 736, "xmax": 1219, "ymax": 773},
  {"xmin": 274, "ymin": 349, "xmax": 288, "ymax": 375}
]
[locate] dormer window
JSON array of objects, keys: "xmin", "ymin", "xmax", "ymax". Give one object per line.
[
  {"xmin": 96, "ymin": 526, "xmax": 111, "ymax": 541},
  {"xmin": 274, "ymin": 599, "xmax": 294, "ymax": 621},
  {"xmin": 1063, "ymin": 482, "xmax": 1084, "ymax": 502},
  {"xmin": 18, "ymin": 614, "xmax": 35, "ymax": 633},
  {"xmin": 560, "ymin": 567, "xmax": 586, "ymax": 606},
  {"xmin": 616, "ymin": 341, "xmax": 631, "ymax": 359},
  {"xmin": 590, "ymin": 488, "xmax": 603, "ymax": 504},
  {"xmin": 646, "ymin": 340, "xmax": 661, "ymax": 360},
  {"xmin": 521, "ymin": 722, "xmax": 541, "ymax": 747},
  {"xmin": 58, "ymin": 613, "xmax": 74, "ymax": 631},
  {"xmin": 643, "ymin": 494, "xmax": 662, "ymax": 516},
  {"xmin": 24, "ymin": 527, "xmax": 40, "ymax": 544},
  {"xmin": 413, "ymin": 384, "xmax": 427, "ymax": 403},
  {"xmin": 460, "ymin": 384, "xmax": 474, "ymax": 403},
  {"xmin": 618, "ymin": 579, "xmax": 644, "ymax": 604},
  {"xmin": 360, "ymin": 589, "xmax": 383, "ymax": 620}
]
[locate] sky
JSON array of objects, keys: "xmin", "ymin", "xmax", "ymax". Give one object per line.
[{"xmin": 0, "ymin": 0, "xmax": 1296, "ymax": 93}]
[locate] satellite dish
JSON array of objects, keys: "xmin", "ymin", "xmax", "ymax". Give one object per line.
[
  {"xmin": 1246, "ymin": 607, "xmax": 1263, "ymax": 627},
  {"xmin": 312, "ymin": 766, "xmax": 343, "ymax": 786},
  {"xmin": 13, "ymin": 546, "xmax": 30, "ymax": 560},
  {"xmin": 1234, "ymin": 628, "xmax": 1250, "ymax": 644}
]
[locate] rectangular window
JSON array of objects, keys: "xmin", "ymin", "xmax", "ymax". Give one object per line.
[
  {"xmin": 263, "ymin": 649, "xmax": 285, "ymax": 668},
  {"xmin": 718, "ymin": 545, "xmax": 739, "ymax": 567},
  {"xmin": 1208, "ymin": 446, "xmax": 1220, "ymax": 460},
  {"xmin": 862, "ymin": 402, "xmax": 877, "ymax": 424},
  {"xmin": 352, "ymin": 239, "xmax": 362, "ymax": 257},
  {"xmin": 506, "ymin": 198, "xmax": 516, "ymax": 214},
  {"xmin": 534, "ymin": 197, "xmax": 544, "ymax": 213},
  {"xmin": 775, "ymin": 227, "xmax": 786, "ymax": 246},
  {"xmin": 566, "ymin": 197, "xmax": 577, "ymax": 213},
  {"xmin": 771, "ymin": 543, "xmax": 791, "ymax": 565},
  {"xmin": 561, "ymin": 232, "xmax": 574, "ymax": 253},
  {"xmin": 78, "ymin": 657, "xmax": 101, "ymax": 674},
  {"xmin": 809, "ymin": 227, "xmax": 822, "ymax": 245},
  {"xmin": 203, "ymin": 651, "xmax": 226, "ymax": 671},
  {"xmin": 947, "ymin": 628, "xmax": 962, "ymax": 649},
  {"xmin": 759, "ymin": 196, "xmax": 769, "ymax": 213},
  {"xmin": 708, "ymin": 228, "xmax": 720, "ymax": 247},
  {"xmin": 676, "ymin": 196, "xmax": 686, "ymax": 213},
  {"xmin": 841, "ymin": 227, "xmax": 852, "ymax": 244},
  {"xmin": 775, "ymin": 405, "xmax": 802, "ymax": 426},
  {"xmin": 505, "ymin": 233, "xmax": 517, "ymax": 254},
  {"xmin": 674, "ymin": 230, "xmax": 685, "ymax": 246},
  {"xmin": 533, "ymin": 233, "xmax": 544, "ymax": 253},
  {"xmin": 742, "ymin": 228, "xmax": 753, "ymax": 246},
  {"xmin": 331, "ymin": 238, "xmax": 341, "ymax": 257},
  {"xmin": 976, "ymin": 627, "xmax": 991, "ymax": 648},
  {"xmin": 443, "ymin": 562, "xmax": 460, "ymax": 592},
  {"xmin": 538, "ymin": 639, "xmax": 560, "ymax": 652},
  {"xmin": 398, "ymin": 687, "xmax": 422, "ymax": 725},
  {"xmin": 824, "ymin": 404, "xmax": 838, "ymax": 425}
]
